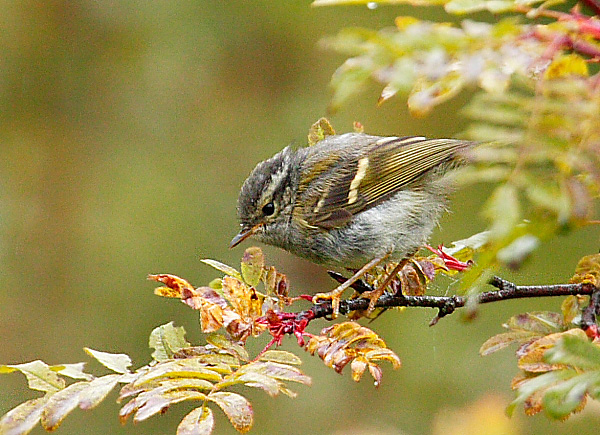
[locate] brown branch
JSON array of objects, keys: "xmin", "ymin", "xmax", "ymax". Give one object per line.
[{"xmin": 305, "ymin": 275, "xmax": 597, "ymax": 326}]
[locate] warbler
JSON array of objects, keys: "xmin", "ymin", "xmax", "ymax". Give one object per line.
[{"xmin": 230, "ymin": 132, "xmax": 475, "ymax": 314}]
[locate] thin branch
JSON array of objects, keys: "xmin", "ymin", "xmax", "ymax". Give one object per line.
[
  {"xmin": 581, "ymin": 288, "xmax": 600, "ymax": 338},
  {"xmin": 305, "ymin": 276, "xmax": 597, "ymax": 326}
]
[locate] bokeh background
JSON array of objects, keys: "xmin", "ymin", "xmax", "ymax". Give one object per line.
[{"xmin": 1, "ymin": 2, "xmax": 599, "ymax": 434}]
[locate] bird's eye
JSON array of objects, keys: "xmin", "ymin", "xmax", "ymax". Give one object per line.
[{"xmin": 262, "ymin": 202, "xmax": 275, "ymax": 216}]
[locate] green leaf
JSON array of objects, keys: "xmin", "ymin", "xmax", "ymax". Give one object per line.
[
  {"xmin": 132, "ymin": 358, "xmax": 223, "ymax": 386},
  {"xmin": 149, "ymin": 322, "xmax": 190, "ymax": 362},
  {"xmin": 208, "ymin": 391, "xmax": 253, "ymax": 433},
  {"xmin": 177, "ymin": 407, "xmax": 214, "ymax": 435},
  {"xmin": 507, "ymin": 369, "xmax": 574, "ymax": 416},
  {"xmin": 0, "ymin": 360, "xmax": 65, "ymax": 393},
  {"xmin": 0, "ymin": 396, "xmax": 49, "ymax": 435},
  {"xmin": 545, "ymin": 335, "xmax": 600, "ymax": 370},
  {"xmin": 543, "ymin": 372, "xmax": 597, "ymax": 419},
  {"xmin": 205, "ymin": 333, "xmax": 249, "ymax": 362},
  {"xmin": 241, "ymin": 361, "xmax": 312, "ymax": 386},
  {"xmin": 84, "ymin": 348, "xmax": 132, "ymax": 374},
  {"xmin": 241, "ymin": 247, "xmax": 264, "ymax": 287},
  {"xmin": 41, "ymin": 382, "xmax": 90, "ymax": 431},
  {"xmin": 483, "ymin": 184, "xmax": 520, "ymax": 239},
  {"xmin": 201, "ymin": 259, "xmax": 243, "ymax": 281},
  {"xmin": 259, "ymin": 350, "xmax": 303, "ymax": 365}
]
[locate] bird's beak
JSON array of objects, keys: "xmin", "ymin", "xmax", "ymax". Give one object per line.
[{"xmin": 229, "ymin": 224, "xmax": 262, "ymax": 248}]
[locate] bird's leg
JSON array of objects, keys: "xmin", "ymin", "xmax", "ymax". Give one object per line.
[
  {"xmin": 313, "ymin": 255, "xmax": 388, "ymax": 317},
  {"xmin": 362, "ymin": 258, "xmax": 408, "ymax": 313}
]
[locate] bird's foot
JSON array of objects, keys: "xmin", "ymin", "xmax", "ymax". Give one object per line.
[{"xmin": 313, "ymin": 286, "xmax": 346, "ymax": 318}]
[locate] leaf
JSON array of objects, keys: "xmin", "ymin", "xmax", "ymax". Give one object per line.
[
  {"xmin": 149, "ymin": 274, "xmax": 195, "ymax": 298},
  {"xmin": 307, "ymin": 117, "xmax": 336, "ymax": 146},
  {"xmin": 506, "ymin": 312, "xmax": 564, "ymax": 335},
  {"xmin": 496, "ymin": 234, "xmax": 539, "ymax": 266},
  {"xmin": 0, "ymin": 396, "xmax": 49, "ymax": 435},
  {"xmin": 131, "ymin": 358, "xmax": 223, "ymax": 386},
  {"xmin": 518, "ymin": 329, "xmax": 588, "ymax": 373},
  {"xmin": 208, "ymin": 391, "xmax": 253, "ymax": 433},
  {"xmin": 561, "ymin": 295, "xmax": 586, "ymax": 326},
  {"xmin": 177, "ymin": 407, "xmax": 214, "ymax": 435},
  {"xmin": 569, "ymin": 253, "xmax": 600, "ymax": 287},
  {"xmin": 307, "ymin": 322, "xmax": 400, "ymax": 385},
  {"xmin": 78, "ymin": 374, "xmax": 120, "ymax": 409},
  {"xmin": 483, "ymin": 184, "xmax": 520, "ymax": 239},
  {"xmin": 133, "ymin": 391, "xmax": 207, "ymax": 423},
  {"xmin": 201, "ymin": 259, "xmax": 243, "ymax": 281},
  {"xmin": 259, "ymin": 350, "xmax": 302, "ymax": 365},
  {"xmin": 508, "ymin": 370, "xmax": 573, "ymax": 416},
  {"xmin": 205, "ymin": 333, "xmax": 249, "ymax": 362},
  {"xmin": 544, "ymin": 53, "xmax": 588, "ymax": 80},
  {"xmin": 0, "ymin": 361, "xmax": 65, "ymax": 393},
  {"xmin": 84, "ymin": 348, "xmax": 132, "ymax": 374},
  {"xmin": 542, "ymin": 373, "xmax": 592, "ymax": 419},
  {"xmin": 240, "ymin": 247, "xmax": 265, "ymax": 287},
  {"xmin": 480, "ymin": 330, "xmax": 539, "ymax": 356},
  {"xmin": 51, "ymin": 363, "xmax": 94, "ymax": 381},
  {"xmin": 149, "ymin": 322, "xmax": 190, "ymax": 362},
  {"xmin": 545, "ymin": 334, "xmax": 600, "ymax": 370},
  {"xmin": 40, "ymin": 382, "xmax": 90, "ymax": 431},
  {"xmin": 230, "ymin": 372, "xmax": 281, "ymax": 397},
  {"xmin": 240, "ymin": 361, "xmax": 312, "ymax": 385}
]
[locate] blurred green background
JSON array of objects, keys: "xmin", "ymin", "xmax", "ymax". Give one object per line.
[{"xmin": 1, "ymin": 1, "xmax": 599, "ymax": 434}]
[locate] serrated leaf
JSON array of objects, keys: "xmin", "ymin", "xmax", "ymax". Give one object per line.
[
  {"xmin": 41, "ymin": 381, "xmax": 90, "ymax": 430},
  {"xmin": 508, "ymin": 369, "xmax": 574, "ymax": 416},
  {"xmin": 518, "ymin": 329, "xmax": 588, "ymax": 373},
  {"xmin": 545, "ymin": 334, "xmax": 600, "ymax": 370},
  {"xmin": 543, "ymin": 373, "xmax": 593, "ymax": 419},
  {"xmin": 201, "ymin": 259, "xmax": 243, "ymax": 281},
  {"xmin": 240, "ymin": 247, "xmax": 265, "ymax": 287},
  {"xmin": 0, "ymin": 396, "xmax": 49, "ymax": 435},
  {"xmin": 480, "ymin": 330, "xmax": 538, "ymax": 356},
  {"xmin": 0, "ymin": 361, "xmax": 65, "ymax": 393},
  {"xmin": 177, "ymin": 407, "xmax": 214, "ymax": 435},
  {"xmin": 259, "ymin": 350, "xmax": 302, "ymax": 365},
  {"xmin": 84, "ymin": 348, "xmax": 132, "ymax": 374},
  {"xmin": 149, "ymin": 322, "xmax": 190, "ymax": 362},
  {"xmin": 208, "ymin": 391, "xmax": 253, "ymax": 433}
]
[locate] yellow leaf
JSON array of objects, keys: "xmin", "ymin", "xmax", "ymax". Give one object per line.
[
  {"xmin": 307, "ymin": 117, "xmax": 335, "ymax": 146},
  {"xmin": 544, "ymin": 54, "xmax": 588, "ymax": 80},
  {"xmin": 569, "ymin": 253, "xmax": 600, "ymax": 287}
]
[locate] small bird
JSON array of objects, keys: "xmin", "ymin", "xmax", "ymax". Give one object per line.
[{"xmin": 230, "ymin": 132, "xmax": 475, "ymax": 315}]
